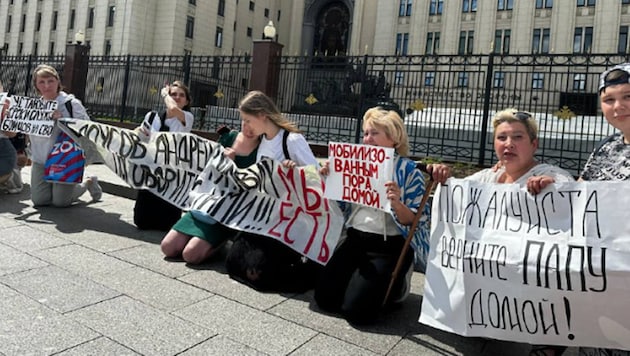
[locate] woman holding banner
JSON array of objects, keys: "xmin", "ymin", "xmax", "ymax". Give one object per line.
[
  {"xmin": 460, "ymin": 108, "xmax": 575, "ymax": 356},
  {"xmin": 224, "ymin": 90, "xmax": 322, "ymax": 292},
  {"xmin": 160, "ymin": 124, "xmax": 259, "ymax": 264},
  {"xmin": 133, "ymin": 81, "xmax": 194, "ymax": 231},
  {"xmin": 314, "ymin": 107, "xmax": 449, "ymax": 324},
  {"xmin": 29, "ymin": 64, "xmax": 102, "ymax": 207}
]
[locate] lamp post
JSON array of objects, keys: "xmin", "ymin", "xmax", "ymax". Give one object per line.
[
  {"xmin": 263, "ymin": 21, "xmax": 276, "ymax": 41},
  {"xmin": 62, "ymin": 31, "xmax": 89, "ymax": 102},
  {"xmin": 250, "ymin": 21, "xmax": 283, "ymax": 100}
]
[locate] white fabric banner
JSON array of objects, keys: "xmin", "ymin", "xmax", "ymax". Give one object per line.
[
  {"xmin": 420, "ymin": 178, "xmax": 630, "ymax": 350},
  {"xmin": 324, "ymin": 142, "xmax": 394, "ymax": 211},
  {"xmin": 59, "ymin": 119, "xmax": 343, "ymax": 264},
  {"xmin": 0, "ymin": 95, "xmax": 56, "ymax": 137}
]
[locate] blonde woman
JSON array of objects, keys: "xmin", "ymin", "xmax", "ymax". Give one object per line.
[{"xmin": 30, "ymin": 64, "xmax": 101, "ymax": 207}]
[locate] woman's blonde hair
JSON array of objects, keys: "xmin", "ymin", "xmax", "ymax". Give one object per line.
[
  {"xmin": 492, "ymin": 108, "xmax": 539, "ymax": 141},
  {"xmin": 363, "ymin": 107, "xmax": 409, "ymax": 156},
  {"xmin": 238, "ymin": 90, "xmax": 299, "ymax": 133},
  {"xmin": 32, "ymin": 64, "xmax": 62, "ymax": 94}
]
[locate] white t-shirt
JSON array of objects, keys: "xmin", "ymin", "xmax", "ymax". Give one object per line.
[
  {"xmin": 466, "ymin": 163, "xmax": 575, "ymax": 185},
  {"xmin": 256, "ymin": 129, "xmax": 318, "ymax": 167},
  {"xmin": 143, "ymin": 110, "xmax": 193, "ymax": 133}
]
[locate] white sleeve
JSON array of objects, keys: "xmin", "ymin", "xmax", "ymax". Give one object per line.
[
  {"xmin": 70, "ymin": 99, "xmax": 90, "ymax": 120},
  {"xmin": 183, "ymin": 111, "xmax": 194, "ymax": 132},
  {"xmin": 287, "ymin": 133, "xmax": 318, "ymax": 167}
]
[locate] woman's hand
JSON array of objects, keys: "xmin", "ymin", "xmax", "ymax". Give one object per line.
[
  {"xmin": 385, "ymin": 181, "xmax": 401, "ymax": 202},
  {"xmin": 319, "ymin": 160, "xmax": 330, "ymax": 176},
  {"xmin": 526, "ymin": 175, "xmax": 555, "ymax": 195},
  {"xmin": 282, "ymin": 159, "xmax": 297, "ymax": 169},
  {"xmin": 51, "ymin": 110, "xmax": 62, "ymax": 120},
  {"xmin": 223, "ymin": 147, "xmax": 236, "ymax": 160},
  {"xmin": 427, "ymin": 163, "xmax": 451, "ymax": 184}
]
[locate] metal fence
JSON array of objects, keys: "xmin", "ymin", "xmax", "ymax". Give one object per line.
[{"xmin": 1, "ymin": 52, "xmax": 627, "ymax": 176}]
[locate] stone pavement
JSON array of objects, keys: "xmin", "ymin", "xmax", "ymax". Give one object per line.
[{"xmin": 0, "ymin": 164, "xmax": 579, "ymax": 356}]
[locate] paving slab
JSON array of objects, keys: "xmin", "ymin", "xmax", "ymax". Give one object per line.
[
  {"xmin": 68, "ymin": 295, "xmax": 215, "ymax": 355},
  {"xmin": 32, "ymin": 243, "xmax": 135, "ymax": 278},
  {"xmin": 0, "ymin": 242, "xmax": 49, "ymax": 276},
  {"xmin": 174, "ymin": 295, "xmax": 318, "ymax": 355},
  {"xmin": 0, "ymin": 265, "xmax": 120, "ymax": 313},
  {"xmin": 109, "ymin": 243, "xmax": 195, "ymax": 278},
  {"xmin": 0, "ymin": 284, "xmax": 99, "ymax": 355},
  {"xmin": 0, "ymin": 224, "xmax": 71, "ymax": 252},
  {"xmin": 90, "ymin": 265, "xmax": 212, "ymax": 312},
  {"xmin": 179, "ymin": 335, "xmax": 268, "ymax": 356},
  {"xmin": 55, "ymin": 337, "xmax": 141, "ymax": 356},
  {"xmin": 291, "ymin": 333, "xmax": 379, "ymax": 356}
]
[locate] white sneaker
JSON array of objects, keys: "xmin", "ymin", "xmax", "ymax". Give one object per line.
[
  {"xmin": 4, "ymin": 169, "xmax": 23, "ymax": 194},
  {"xmin": 85, "ymin": 176, "xmax": 103, "ymax": 201}
]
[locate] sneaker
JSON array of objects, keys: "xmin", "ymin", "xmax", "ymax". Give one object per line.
[
  {"xmin": 4, "ymin": 169, "xmax": 23, "ymax": 194},
  {"xmin": 85, "ymin": 176, "xmax": 103, "ymax": 201}
]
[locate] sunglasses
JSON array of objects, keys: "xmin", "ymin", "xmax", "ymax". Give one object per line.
[{"xmin": 514, "ymin": 111, "xmax": 532, "ymax": 121}]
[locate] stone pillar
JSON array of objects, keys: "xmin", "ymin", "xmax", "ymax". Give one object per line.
[
  {"xmin": 62, "ymin": 44, "xmax": 89, "ymax": 102},
  {"xmin": 249, "ymin": 40, "xmax": 284, "ymax": 100}
]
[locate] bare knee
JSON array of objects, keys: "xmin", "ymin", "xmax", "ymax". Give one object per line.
[{"xmin": 161, "ymin": 230, "xmax": 188, "ymax": 258}]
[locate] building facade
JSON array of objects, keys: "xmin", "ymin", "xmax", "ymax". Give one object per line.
[{"xmin": 1, "ymin": 0, "xmax": 630, "ymax": 57}]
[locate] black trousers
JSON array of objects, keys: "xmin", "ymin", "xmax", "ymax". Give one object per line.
[
  {"xmin": 133, "ymin": 190, "xmax": 182, "ymax": 231},
  {"xmin": 314, "ymin": 227, "xmax": 413, "ymax": 324}
]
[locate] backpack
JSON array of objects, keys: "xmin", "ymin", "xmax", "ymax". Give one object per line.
[
  {"xmin": 282, "ymin": 129, "xmax": 291, "ymax": 160},
  {"xmin": 146, "ymin": 111, "xmax": 170, "ymax": 132}
]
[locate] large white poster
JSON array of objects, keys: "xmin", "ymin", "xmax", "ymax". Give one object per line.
[
  {"xmin": 420, "ymin": 178, "xmax": 630, "ymax": 350},
  {"xmin": 59, "ymin": 119, "xmax": 343, "ymax": 264}
]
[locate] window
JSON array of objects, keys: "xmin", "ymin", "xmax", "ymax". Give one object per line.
[
  {"xmin": 536, "ymin": 0, "xmax": 553, "ymax": 8},
  {"xmin": 425, "ymin": 72, "xmax": 435, "ymax": 86},
  {"xmin": 264, "ymin": 8, "xmax": 269, "ymax": 17},
  {"xmin": 573, "ymin": 73, "xmax": 586, "ymax": 91},
  {"xmin": 532, "ymin": 73, "xmax": 544, "ymax": 89},
  {"xmin": 458, "ymin": 30, "xmax": 474, "ymax": 55},
  {"xmin": 619, "ymin": 26, "xmax": 629, "ymax": 53},
  {"xmin": 186, "ymin": 16, "xmax": 194, "ymax": 38},
  {"xmin": 18, "ymin": 42, "xmax": 23, "ymax": 55},
  {"xmin": 69, "ymin": 9, "xmax": 75, "ymax": 30},
  {"xmin": 624, "ymin": 0, "xmax": 630, "ymax": 4},
  {"xmin": 573, "ymin": 27, "xmax": 593, "ymax": 53},
  {"xmin": 399, "ymin": 0, "xmax": 412, "ymax": 16},
  {"xmin": 396, "ymin": 33, "xmax": 409, "ymax": 55},
  {"xmin": 493, "ymin": 71, "xmax": 505, "ymax": 88},
  {"xmin": 246, "ymin": 27, "xmax": 252, "ymax": 37},
  {"xmin": 36, "ymin": 13, "xmax": 41, "ymax": 32},
  {"xmin": 577, "ymin": 0, "xmax": 596, "ymax": 5},
  {"xmin": 34, "ymin": 42, "xmax": 38, "ymax": 55},
  {"xmin": 494, "ymin": 29, "xmax": 511, "ymax": 54},
  {"xmin": 48, "ymin": 41, "xmax": 55, "ymax": 55},
  {"xmin": 218, "ymin": 0, "xmax": 225, "ymax": 16},
  {"xmin": 105, "ymin": 40, "xmax": 111, "ymax": 56},
  {"xmin": 108, "ymin": 6, "xmax": 115, "ymax": 27},
  {"xmin": 19, "ymin": 14, "xmax": 25, "ymax": 32},
  {"xmin": 395, "ymin": 72, "xmax": 404, "ymax": 85},
  {"xmin": 497, "ymin": 0, "xmax": 514, "ymax": 10},
  {"xmin": 215, "ymin": 26, "xmax": 223, "ymax": 47},
  {"xmin": 52, "ymin": 11, "xmax": 58, "ymax": 30},
  {"xmin": 189, "ymin": 0, "xmax": 196, "ymax": 4},
  {"xmin": 462, "ymin": 0, "xmax": 477, "ymax": 13},
  {"xmin": 6, "ymin": 15, "xmax": 11, "ymax": 33},
  {"xmin": 457, "ymin": 72, "xmax": 469, "ymax": 87},
  {"xmin": 249, "ymin": 1, "xmax": 255, "ymax": 11},
  {"xmin": 532, "ymin": 28, "xmax": 550, "ymax": 53},
  {"xmin": 88, "ymin": 8, "xmax": 94, "ymax": 28},
  {"xmin": 429, "ymin": 0, "xmax": 443, "ymax": 15},
  {"xmin": 277, "ymin": 10, "xmax": 281, "ymax": 21},
  {"xmin": 426, "ymin": 32, "xmax": 440, "ymax": 54}
]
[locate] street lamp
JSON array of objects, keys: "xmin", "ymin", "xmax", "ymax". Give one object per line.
[
  {"xmin": 263, "ymin": 21, "xmax": 276, "ymax": 41},
  {"xmin": 74, "ymin": 31, "xmax": 85, "ymax": 45}
]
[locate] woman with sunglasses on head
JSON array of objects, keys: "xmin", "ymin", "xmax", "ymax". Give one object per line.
[
  {"xmin": 574, "ymin": 65, "xmax": 630, "ymax": 356},
  {"xmin": 133, "ymin": 81, "xmax": 194, "ymax": 231},
  {"xmin": 463, "ymin": 109, "xmax": 574, "ymax": 356}
]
